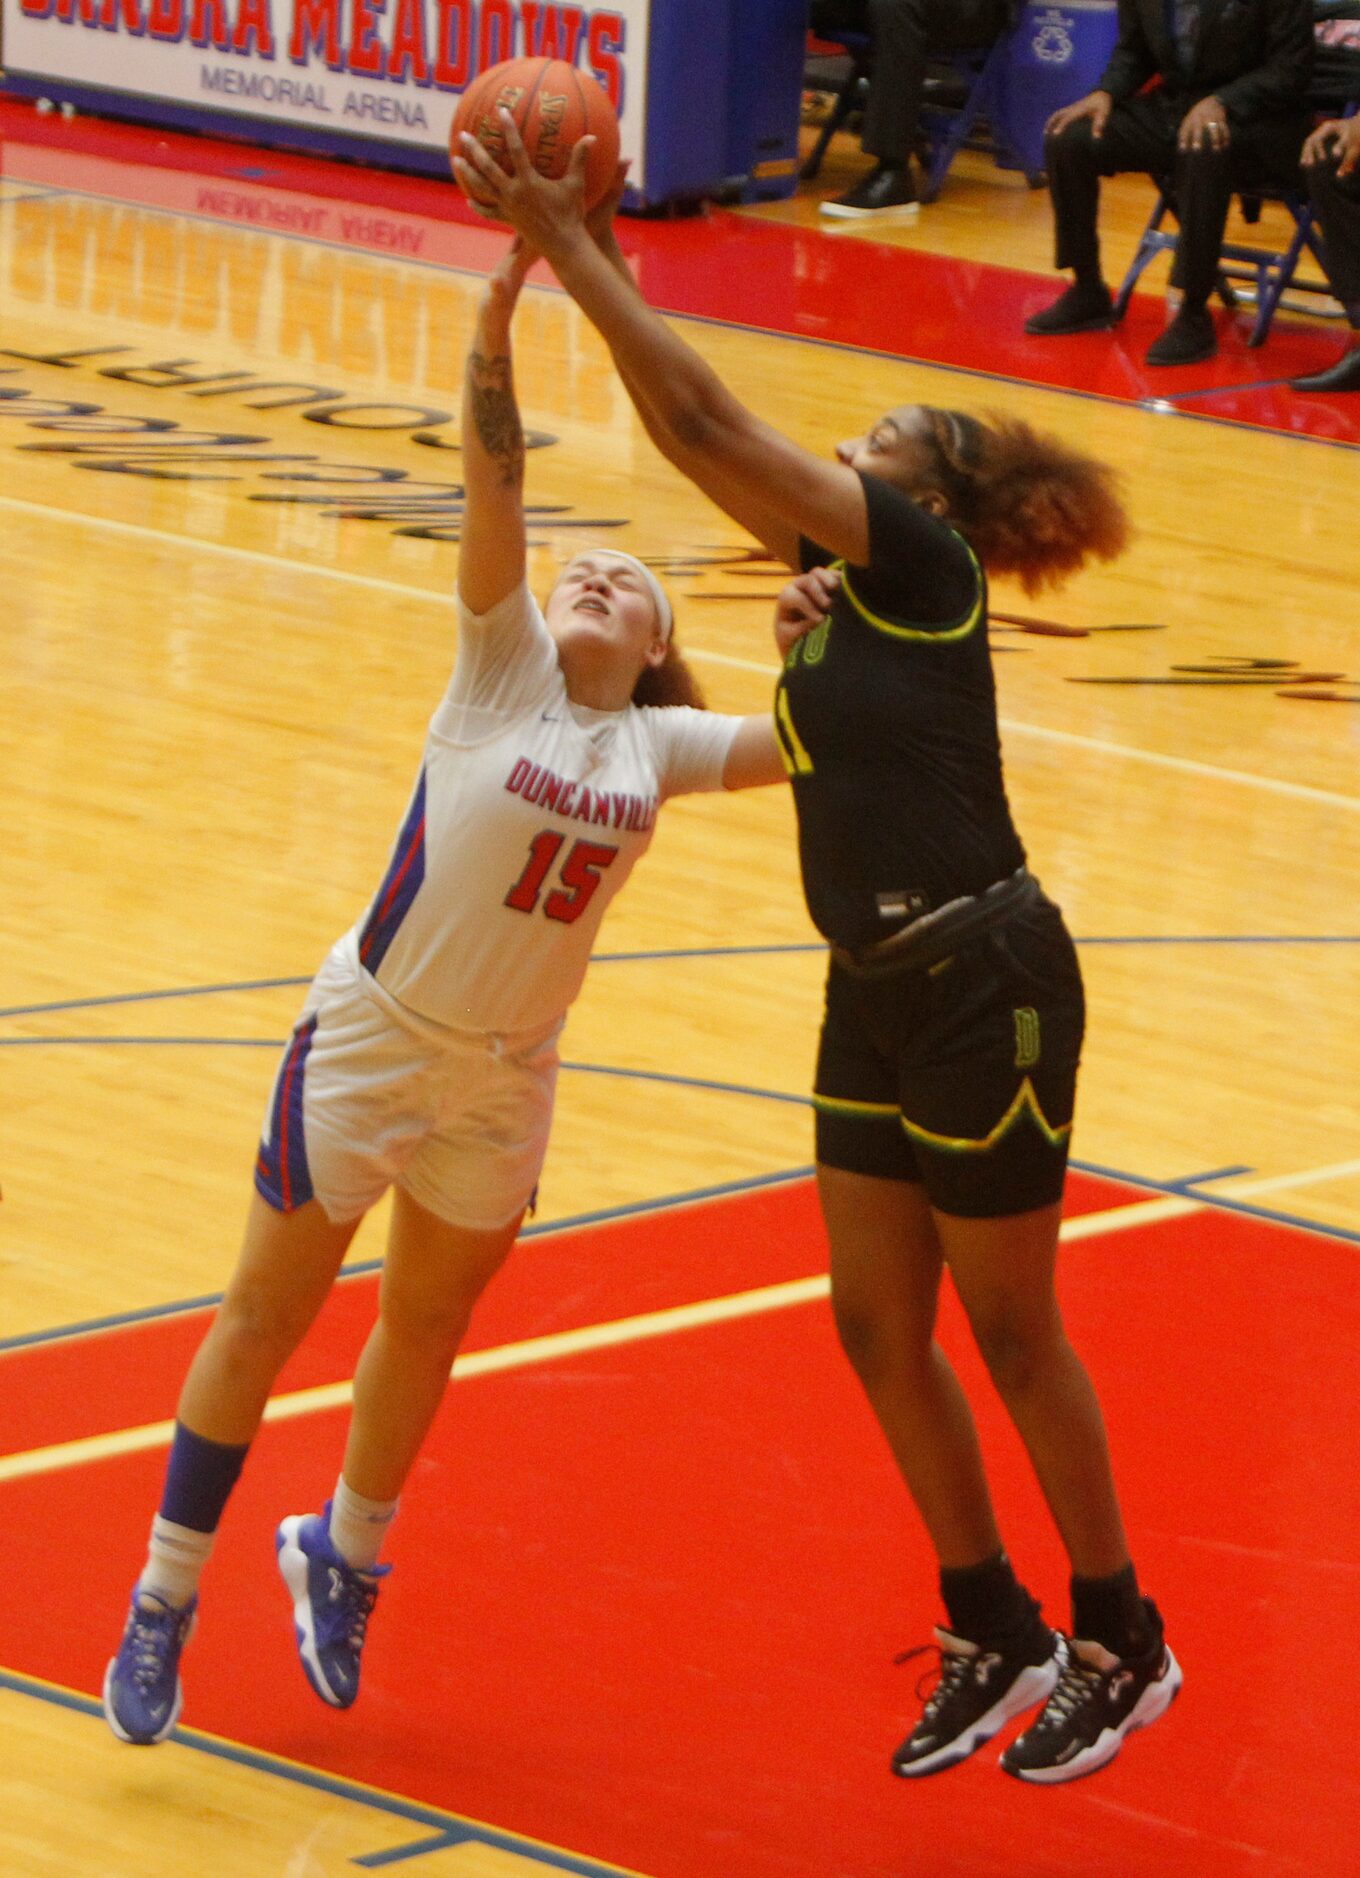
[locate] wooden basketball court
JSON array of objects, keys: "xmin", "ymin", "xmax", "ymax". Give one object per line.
[{"xmin": 1, "ymin": 92, "xmax": 1358, "ymax": 1877}]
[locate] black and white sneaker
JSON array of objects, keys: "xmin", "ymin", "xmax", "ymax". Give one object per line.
[
  {"xmin": 819, "ymin": 164, "xmax": 921, "ymax": 221},
  {"xmin": 891, "ymin": 1623, "xmax": 1064, "ymax": 1778},
  {"xmin": 1000, "ymin": 1604, "xmax": 1182, "ymax": 1784}
]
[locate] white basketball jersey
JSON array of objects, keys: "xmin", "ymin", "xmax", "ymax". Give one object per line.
[{"xmin": 348, "ymin": 580, "xmax": 739, "ymax": 1033}]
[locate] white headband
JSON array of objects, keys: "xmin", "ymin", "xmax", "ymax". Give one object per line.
[{"xmin": 568, "ymin": 550, "xmax": 673, "ymax": 644}]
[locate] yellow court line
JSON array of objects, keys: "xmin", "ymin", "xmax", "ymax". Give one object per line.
[
  {"xmin": 2, "ymin": 495, "xmax": 1356, "ymax": 812},
  {"xmin": 0, "ymin": 1194, "xmax": 1198, "ymax": 1487}
]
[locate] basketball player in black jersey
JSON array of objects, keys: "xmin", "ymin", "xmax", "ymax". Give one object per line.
[{"xmin": 459, "ymin": 124, "xmax": 1182, "ymax": 1785}]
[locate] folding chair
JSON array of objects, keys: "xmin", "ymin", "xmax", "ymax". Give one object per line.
[
  {"xmin": 801, "ymin": 30, "xmax": 873, "ymax": 181},
  {"xmin": 1112, "ymin": 184, "xmax": 1336, "ymax": 348},
  {"xmin": 917, "ymin": 28, "xmax": 1045, "ymax": 202},
  {"xmin": 800, "ymin": 12, "xmax": 1043, "ymax": 199}
]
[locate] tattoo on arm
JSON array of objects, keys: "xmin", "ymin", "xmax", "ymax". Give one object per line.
[{"xmin": 467, "ymin": 348, "xmax": 524, "ymax": 488}]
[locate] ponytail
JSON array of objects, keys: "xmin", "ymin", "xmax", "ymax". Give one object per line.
[{"xmin": 923, "ymin": 409, "xmax": 1130, "ymax": 594}]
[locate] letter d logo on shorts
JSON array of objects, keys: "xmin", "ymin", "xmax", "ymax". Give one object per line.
[{"xmin": 1013, "ymin": 1007, "xmax": 1041, "ymax": 1069}]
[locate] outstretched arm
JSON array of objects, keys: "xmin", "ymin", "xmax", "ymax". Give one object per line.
[
  {"xmin": 577, "ymin": 171, "xmax": 804, "ymax": 570},
  {"xmin": 455, "ymin": 125, "xmax": 871, "ymax": 571},
  {"xmin": 458, "ymin": 238, "xmax": 536, "ymax": 616}
]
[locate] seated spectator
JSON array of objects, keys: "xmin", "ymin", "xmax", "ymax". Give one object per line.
[
  {"xmin": 1294, "ymin": 11, "xmax": 1360, "ymax": 392},
  {"xmin": 811, "ymin": 0, "xmax": 1011, "ymax": 218},
  {"xmin": 1024, "ymin": 0, "xmax": 1314, "ymax": 366}
]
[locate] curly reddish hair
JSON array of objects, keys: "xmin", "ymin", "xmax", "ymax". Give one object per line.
[
  {"xmin": 631, "ymin": 634, "xmax": 707, "ymax": 709},
  {"xmin": 920, "ymin": 409, "xmax": 1130, "ymax": 594}
]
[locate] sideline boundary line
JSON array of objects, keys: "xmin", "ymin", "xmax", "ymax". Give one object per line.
[
  {"xmin": 0, "ymin": 1668, "xmax": 647, "ymax": 1878},
  {"xmin": 14, "ymin": 1164, "xmax": 1360, "ymax": 1486},
  {"xmin": 0, "ymin": 1166, "xmax": 816, "ymax": 1356},
  {"xmin": 0, "ymin": 1187, "xmax": 1197, "ymax": 1486}
]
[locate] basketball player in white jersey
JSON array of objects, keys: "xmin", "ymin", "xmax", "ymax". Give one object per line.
[{"xmin": 103, "ymin": 234, "xmax": 792, "ymax": 1745}]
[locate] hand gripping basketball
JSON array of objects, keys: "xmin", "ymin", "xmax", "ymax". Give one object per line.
[
  {"xmin": 450, "ymin": 57, "xmax": 620, "ymax": 216},
  {"xmin": 455, "ymin": 109, "xmax": 598, "ymax": 253}
]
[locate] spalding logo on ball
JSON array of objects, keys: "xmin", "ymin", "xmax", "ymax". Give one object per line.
[{"xmin": 450, "ymin": 58, "xmax": 621, "ymax": 213}]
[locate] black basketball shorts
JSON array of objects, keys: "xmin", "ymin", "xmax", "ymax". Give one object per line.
[{"xmin": 812, "ymin": 898, "xmax": 1085, "ymax": 1219}]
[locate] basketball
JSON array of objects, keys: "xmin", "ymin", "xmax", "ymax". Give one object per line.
[{"xmin": 450, "ymin": 58, "xmax": 621, "ymax": 214}]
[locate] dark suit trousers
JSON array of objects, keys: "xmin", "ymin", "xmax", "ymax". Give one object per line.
[
  {"xmin": 812, "ymin": 0, "xmax": 1010, "ymax": 163},
  {"xmin": 1306, "ymin": 154, "xmax": 1360, "ymax": 312},
  {"xmin": 1045, "ymin": 92, "xmax": 1310, "ymax": 305}
]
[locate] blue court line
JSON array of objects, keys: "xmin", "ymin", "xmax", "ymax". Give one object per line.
[
  {"xmin": 1146, "ymin": 375, "xmax": 1295, "ymax": 404},
  {"xmin": 0, "ymin": 975, "xmax": 307, "ymax": 1018},
  {"xmin": 0, "ymin": 1037, "xmax": 812, "ymax": 1104},
  {"xmin": 560, "ymin": 1060, "xmax": 809, "ymax": 1106},
  {"xmin": 3, "ymin": 1114, "xmax": 1357, "ymax": 1360},
  {"xmin": 5, "ymin": 176, "xmax": 1357, "ymax": 457},
  {"xmin": 0, "ymin": 1668, "xmax": 642, "ymax": 1877},
  {"xmin": 0, "ymin": 1035, "xmax": 284, "ymax": 1046},
  {"xmin": 0, "ymin": 1164, "xmax": 816, "ymax": 1354},
  {"xmin": 1, "ymin": 934, "xmax": 1356, "ymax": 1021},
  {"xmin": 1164, "ymin": 1164, "xmax": 1254, "ymax": 1190},
  {"xmin": 1074, "ymin": 1157, "xmax": 1360, "ymax": 1250}
]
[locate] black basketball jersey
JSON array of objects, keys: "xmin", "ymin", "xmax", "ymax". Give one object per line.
[{"xmin": 774, "ymin": 472, "xmax": 1026, "ymax": 951}]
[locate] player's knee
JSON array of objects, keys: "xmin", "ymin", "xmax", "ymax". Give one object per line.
[
  {"xmin": 214, "ymin": 1283, "xmax": 312, "ymax": 1365},
  {"xmin": 970, "ymin": 1308, "xmax": 1061, "ymax": 1398},
  {"xmin": 830, "ymin": 1292, "xmax": 926, "ymax": 1388}
]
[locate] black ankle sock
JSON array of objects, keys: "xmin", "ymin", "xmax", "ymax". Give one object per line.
[
  {"xmin": 1070, "ymin": 1564, "xmax": 1151, "ymax": 1657},
  {"xmin": 939, "ymin": 1550, "xmax": 1036, "ymax": 1645}
]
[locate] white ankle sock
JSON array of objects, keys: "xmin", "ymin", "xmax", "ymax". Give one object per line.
[
  {"xmin": 328, "ymin": 1478, "xmax": 398, "ymax": 1572},
  {"xmin": 139, "ymin": 1514, "xmax": 214, "ymax": 1608}
]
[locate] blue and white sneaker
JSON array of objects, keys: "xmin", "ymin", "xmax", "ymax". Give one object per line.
[
  {"xmin": 276, "ymin": 1506, "xmax": 389, "ymax": 1709},
  {"xmin": 103, "ymin": 1589, "xmax": 197, "ymax": 1744}
]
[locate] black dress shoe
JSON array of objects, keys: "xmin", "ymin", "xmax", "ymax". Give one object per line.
[
  {"xmin": 1024, "ymin": 282, "xmax": 1115, "ymax": 336},
  {"xmin": 1145, "ymin": 305, "xmax": 1217, "ymax": 366},
  {"xmin": 1291, "ymin": 346, "xmax": 1360, "ymax": 394},
  {"xmin": 819, "ymin": 164, "xmax": 920, "ymax": 219}
]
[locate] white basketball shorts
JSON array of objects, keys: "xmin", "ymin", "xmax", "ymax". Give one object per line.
[{"xmin": 254, "ymin": 934, "xmax": 562, "ymax": 1233}]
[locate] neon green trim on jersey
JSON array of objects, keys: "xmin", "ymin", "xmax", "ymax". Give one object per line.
[
  {"xmin": 899, "ymin": 1077, "xmax": 1072, "ymax": 1154},
  {"xmin": 773, "ymin": 686, "xmax": 814, "ymax": 776},
  {"xmin": 812, "ymin": 1094, "xmax": 902, "ymax": 1120},
  {"xmin": 838, "ymin": 555, "xmax": 984, "ymax": 645}
]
